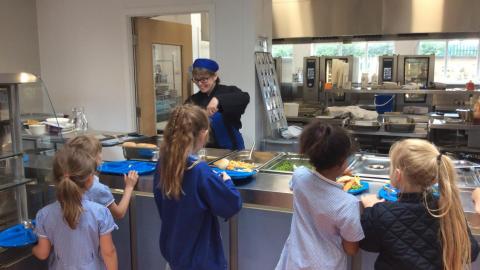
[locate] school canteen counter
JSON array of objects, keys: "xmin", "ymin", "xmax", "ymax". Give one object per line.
[
  {"xmin": 97, "ymin": 170, "xmax": 480, "ymax": 270},
  {"xmin": 21, "ymin": 152, "xmax": 480, "ymax": 270}
]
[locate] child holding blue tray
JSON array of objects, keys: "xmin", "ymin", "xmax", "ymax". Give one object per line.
[
  {"xmin": 360, "ymin": 139, "xmax": 479, "ymax": 270},
  {"xmin": 66, "ymin": 135, "xmax": 138, "ymax": 219},
  {"xmin": 276, "ymin": 121, "xmax": 364, "ymax": 270},
  {"xmin": 153, "ymin": 104, "xmax": 242, "ymax": 270}
]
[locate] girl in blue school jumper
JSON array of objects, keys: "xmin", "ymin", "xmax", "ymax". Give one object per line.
[
  {"xmin": 66, "ymin": 135, "xmax": 139, "ymax": 219},
  {"xmin": 32, "ymin": 147, "xmax": 118, "ymax": 270},
  {"xmin": 153, "ymin": 104, "xmax": 242, "ymax": 270},
  {"xmin": 276, "ymin": 121, "xmax": 364, "ymax": 270}
]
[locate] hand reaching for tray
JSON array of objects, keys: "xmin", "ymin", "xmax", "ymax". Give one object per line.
[
  {"xmin": 361, "ymin": 194, "xmax": 384, "ymax": 208},
  {"xmin": 124, "ymin": 170, "xmax": 139, "ymax": 190}
]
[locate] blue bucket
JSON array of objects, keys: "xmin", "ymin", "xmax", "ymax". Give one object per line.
[{"xmin": 374, "ymin": 95, "xmax": 394, "ymax": 114}]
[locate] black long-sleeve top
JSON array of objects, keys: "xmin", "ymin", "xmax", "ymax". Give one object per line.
[
  {"xmin": 187, "ymin": 83, "xmax": 250, "ymax": 129},
  {"xmin": 360, "ymin": 192, "xmax": 479, "ymax": 270}
]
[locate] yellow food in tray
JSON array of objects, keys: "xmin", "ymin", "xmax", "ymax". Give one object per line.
[
  {"xmin": 337, "ymin": 175, "xmax": 362, "ymax": 192},
  {"xmin": 213, "ymin": 158, "xmax": 255, "ymax": 172}
]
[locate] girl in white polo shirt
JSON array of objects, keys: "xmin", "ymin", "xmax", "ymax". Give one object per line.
[{"xmin": 276, "ymin": 121, "xmax": 364, "ymax": 270}]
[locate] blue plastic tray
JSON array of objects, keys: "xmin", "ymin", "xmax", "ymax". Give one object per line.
[
  {"xmin": 0, "ymin": 222, "xmax": 37, "ymax": 248},
  {"xmin": 347, "ymin": 181, "xmax": 369, "ymax": 195},
  {"xmin": 211, "ymin": 167, "xmax": 258, "ymax": 180},
  {"xmin": 98, "ymin": 160, "xmax": 156, "ymax": 175},
  {"xmin": 378, "ymin": 184, "xmax": 440, "ymax": 202},
  {"xmin": 378, "ymin": 184, "xmax": 399, "ymax": 202}
]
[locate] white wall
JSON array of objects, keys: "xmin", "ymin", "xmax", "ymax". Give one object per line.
[
  {"xmin": 36, "ymin": 0, "xmax": 272, "ymax": 141},
  {"xmin": 0, "ymin": 0, "xmax": 43, "ymax": 114}
]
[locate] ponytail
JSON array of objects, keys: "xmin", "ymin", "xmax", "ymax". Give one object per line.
[
  {"xmin": 159, "ymin": 104, "xmax": 209, "ymax": 199},
  {"xmin": 53, "ymin": 147, "xmax": 97, "ymax": 229},
  {"xmin": 430, "ymin": 154, "xmax": 471, "ymax": 270},
  {"xmin": 57, "ymin": 176, "xmax": 84, "ymax": 229},
  {"xmin": 390, "ymin": 139, "xmax": 472, "ymax": 270}
]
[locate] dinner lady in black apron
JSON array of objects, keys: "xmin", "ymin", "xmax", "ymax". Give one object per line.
[{"xmin": 187, "ymin": 58, "xmax": 250, "ymax": 150}]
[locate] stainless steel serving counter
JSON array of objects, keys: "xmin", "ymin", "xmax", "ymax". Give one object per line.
[{"xmin": 21, "ymin": 151, "xmax": 480, "ymax": 270}]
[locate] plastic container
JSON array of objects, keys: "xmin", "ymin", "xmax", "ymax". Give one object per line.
[
  {"xmin": 283, "ymin": 103, "xmax": 299, "ymax": 117},
  {"xmin": 374, "ymin": 94, "xmax": 394, "ymax": 114}
]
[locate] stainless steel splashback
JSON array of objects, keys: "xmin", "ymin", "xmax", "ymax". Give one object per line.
[{"xmin": 273, "ymin": 0, "xmax": 480, "ymax": 39}]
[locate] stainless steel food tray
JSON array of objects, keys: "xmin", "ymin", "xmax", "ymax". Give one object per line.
[
  {"xmin": 199, "ymin": 148, "xmax": 233, "ymax": 163},
  {"xmin": 384, "ymin": 122, "xmax": 416, "ymax": 133},
  {"xmin": 456, "ymin": 167, "xmax": 480, "ymax": 189},
  {"xmin": 260, "ymin": 153, "xmax": 312, "ymax": 174},
  {"xmin": 453, "ymin": 160, "xmax": 480, "ymax": 169},
  {"xmin": 220, "ymin": 150, "xmax": 282, "ymax": 170},
  {"xmin": 123, "ymin": 146, "xmax": 159, "ymax": 161},
  {"xmin": 347, "ymin": 153, "xmax": 390, "ymax": 181}
]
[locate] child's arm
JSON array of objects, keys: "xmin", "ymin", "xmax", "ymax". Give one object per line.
[
  {"xmin": 361, "ymin": 194, "xmax": 384, "ymax": 208},
  {"xmin": 472, "ymin": 188, "xmax": 480, "ymax": 214},
  {"xmin": 108, "ymin": 171, "xmax": 138, "ymax": 219},
  {"xmin": 342, "ymin": 240, "xmax": 359, "ymax": 256},
  {"xmin": 32, "ymin": 237, "xmax": 51, "ymax": 260},
  {"xmin": 100, "ymin": 233, "xmax": 118, "ymax": 270}
]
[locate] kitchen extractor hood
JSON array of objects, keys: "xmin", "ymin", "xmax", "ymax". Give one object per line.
[{"xmin": 273, "ymin": 0, "xmax": 480, "ymax": 40}]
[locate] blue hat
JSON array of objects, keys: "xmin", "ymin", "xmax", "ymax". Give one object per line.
[{"xmin": 192, "ymin": 58, "xmax": 219, "ymax": 72}]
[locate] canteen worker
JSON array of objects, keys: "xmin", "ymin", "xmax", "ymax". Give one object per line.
[{"xmin": 187, "ymin": 58, "xmax": 250, "ymax": 150}]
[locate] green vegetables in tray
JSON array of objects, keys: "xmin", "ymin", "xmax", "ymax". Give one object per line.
[{"xmin": 272, "ymin": 160, "xmax": 313, "ymax": 172}]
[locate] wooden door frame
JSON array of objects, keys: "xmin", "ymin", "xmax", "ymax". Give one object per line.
[{"xmin": 123, "ymin": 5, "xmax": 215, "ymax": 134}]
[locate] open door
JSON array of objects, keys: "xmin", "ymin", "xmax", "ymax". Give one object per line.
[{"xmin": 133, "ymin": 17, "xmax": 193, "ymax": 136}]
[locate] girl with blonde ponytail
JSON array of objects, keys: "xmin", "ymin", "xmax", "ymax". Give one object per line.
[
  {"xmin": 153, "ymin": 104, "xmax": 242, "ymax": 270},
  {"xmin": 360, "ymin": 139, "xmax": 479, "ymax": 270},
  {"xmin": 33, "ymin": 147, "xmax": 118, "ymax": 270}
]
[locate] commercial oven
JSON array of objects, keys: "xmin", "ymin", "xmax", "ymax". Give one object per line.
[
  {"xmin": 378, "ymin": 55, "xmax": 398, "ymax": 83},
  {"xmin": 398, "ymin": 54, "xmax": 435, "ymax": 103},
  {"xmin": 302, "ymin": 56, "xmax": 354, "ymax": 103}
]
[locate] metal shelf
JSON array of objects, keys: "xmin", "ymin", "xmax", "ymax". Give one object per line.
[
  {"xmin": 326, "ymin": 88, "xmax": 480, "ymax": 95},
  {"xmin": 348, "ymin": 128, "xmax": 428, "ymax": 138},
  {"xmin": 0, "ymin": 177, "xmax": 34, "ymax": 192}
]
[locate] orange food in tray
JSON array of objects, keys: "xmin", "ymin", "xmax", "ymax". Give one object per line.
[
  {"xmin": 213, "ymin": 158, "xmax": 255, "ymax": 172},
  {"xmin": 337, "ymin": 175, "xmax": 363, "ymax": 192}
]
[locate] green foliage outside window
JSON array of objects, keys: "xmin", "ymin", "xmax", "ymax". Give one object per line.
[
  {"xmin": 367, "ymin": 43, "xmax": 394, "ymax": 56},
  {"xmin": 272, "ymin": 45, "xmax": 293, "ymax": 58},
  {"xmin": 418, "ymin": 41, "xmax": 446, "ymax": 57},
  {"xmin": 314, "ymin": 43, "xmax": 340, "ymax": 56}
]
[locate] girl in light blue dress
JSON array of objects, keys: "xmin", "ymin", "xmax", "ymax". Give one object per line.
[
  {"xmin": 66, "ymin": 135, "xmax": 138, "ymax": 219},
  {"xmin": 32, "ymin": 147, "xmax": 118, "ymax": 270}
]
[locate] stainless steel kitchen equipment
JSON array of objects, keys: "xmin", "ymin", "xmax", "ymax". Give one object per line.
[
  {"xmin": 398, "ymin": 54, "xmax": 435, "ymax": 103},
  {"xmin": 302, "ymin": 56, "xmax": 354, "ymax": 103},
  {"xmin": 378, "ymin": 55, "xmax": 398, "ymax": 83},
  {"xmin": 261, "ymin": 153, "xmax": 311, "ymax": 174},
  {"xmin": 255, "ymin": 52, "xmax": 288, "ymax": 138},
  {"xmin": 197, "ymin": 148, "xmax": 233, "ymax": 163},
  {"xmin": 303, "ymin": 57, "xmax": 321, "ymax": 103},
  {"xmin": 0, "ymin": 74, "xmax": 38, "ymax": 234},
  {"xmin": 221, "ymin": 150, "xmax": 282, "ymax": 169},
  {"xmin": 348, "ymin": 154, "xmax": 391, "ymax": 180}
]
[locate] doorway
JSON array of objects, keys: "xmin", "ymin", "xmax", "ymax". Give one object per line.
[{"xmin": 132, "ymin": 13, "xmax": 210, "ymax": 136}]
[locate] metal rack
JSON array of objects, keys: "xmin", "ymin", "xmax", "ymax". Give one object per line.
[
  {"xmin": 255, "ymin": 52, "xmax": 288, "ymax": 138},
  {"xmin": 0, "ymin": 73, "xmax": 37, "ymax": 232}
]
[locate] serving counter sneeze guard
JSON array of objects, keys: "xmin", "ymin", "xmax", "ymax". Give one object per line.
[{"xmin": 0, "ymin": 73, "xmax": 43, "ymax": 269}]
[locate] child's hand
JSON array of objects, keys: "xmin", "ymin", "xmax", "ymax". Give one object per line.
[
  {"xmin": 124, "ymin": 170, "xmax": 139, "ymax": 189},
  {"xmin": 361, "ymin": 194, "xmax": 384, "ymax": 208},
  {"xmin": 220, "ymin": 172, "xmax": 231, "ymax": 182},
  {"xmin": 472, "ymin": 188, "xmax": 480, "ymax": 213}
]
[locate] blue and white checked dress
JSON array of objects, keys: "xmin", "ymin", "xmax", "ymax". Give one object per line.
[
  {"xmin": 35, "ymin": 199, "xmax": 118, "ymax": 270},
  {"xmin": 276, "ymin": 167, "xmax": 364, "ymax": 270},
  {"xmin": 85, "ymin": 175, "xmax": 115, "ymax": 207}
]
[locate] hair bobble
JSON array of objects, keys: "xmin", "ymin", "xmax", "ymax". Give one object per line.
[{"xmin": 437, "ymin": 153, "xmax": 443, "ymax": 164}]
